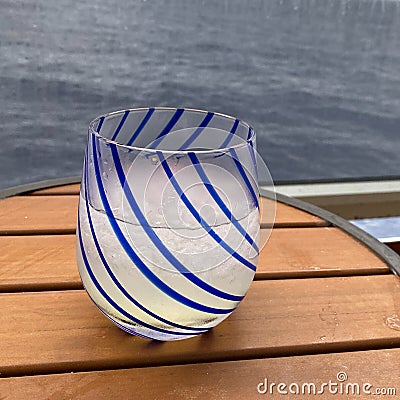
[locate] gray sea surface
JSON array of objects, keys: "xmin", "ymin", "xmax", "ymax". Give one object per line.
[{"xmin": 1, "ymin": 0, "xmax": 400, "ymax": 190}]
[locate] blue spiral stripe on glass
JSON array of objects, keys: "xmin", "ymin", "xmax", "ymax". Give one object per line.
[
  {"xmin": 111, "ymin": 110, "xmax": 130, "ymax": 141},
  {"xmin": 81, "ymin": 158, "xmax": 208, "ymax": 333},
  {"xmin": 229, "ymin": 148, "xmax": 259, "ymax": 209},
  {"xmin": 109, "ymin": 143, "xmax": 245, "ymax": 300},
  {"xmin": 99, "ymin": 307, "xmax": 156, "ymax": 339},
  {"xmin": 77, "ymin": 218, "xmax": 197, "ymax": 337},
  {"xmin": 157, "ymin": 152, "xmax": 256, "ymax": 272},
  {"xmin": 85, "ymin": 281, "xmax": 161, "ymax": 340},
  {"xmin": 188, "ymin": 152, "xmax": 259, "ymax": 254},
  {"xmin": 126, "ymin": 108, "xmax": 155, "ymax": 146},
  {"xmin": 107, "ymin": 316, "xmax": 155, "ymax": 339},
  {"xmin": 219, "ymin": 118, "xmax": 239, "ymax": 149},
  {"xmin": 178, "ymin": 112, "xmax": 214, "ymax": 150},
  {"xmin": 148, "ymin": 108, "xmax": 184, "ymax": 148},
  {"xmin": 246, "ymin": 127, "xmax": 252, "ymax": 140},
  {"xmin": 97, "ymin": 116, "xmax": 105, "ymax": 132},
  {"xmin": 92, "ymin": 135, "xmax": 234, "ymax": 314}
]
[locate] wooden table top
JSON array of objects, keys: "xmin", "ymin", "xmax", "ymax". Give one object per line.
[{"xmin": 1, "ymin": 181, "xmax": 400, "ymax": 399}]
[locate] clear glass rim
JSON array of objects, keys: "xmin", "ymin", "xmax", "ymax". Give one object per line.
[{"xmin": 88, "ymin": 107, "xmax": 256, "ymax": 155}]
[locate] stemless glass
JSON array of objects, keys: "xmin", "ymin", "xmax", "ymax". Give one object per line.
[{"xmin": 76, "ymin": 107, "xmax": 260, "ymax": 341}]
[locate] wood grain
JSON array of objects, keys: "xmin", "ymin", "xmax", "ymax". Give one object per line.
[
  {"xmin": 1, "ymin": 348, "xmax": 399, "ymax": 399},
  {"xmin": 261, "ymin": 197, "xmax": 328, "ymax": 228},
  {"xmin": 0, "ymin": 235, "xmax": 80, "ymax": 291},
  {"xmin": 0, "ymin": 228, "xmax": 389, "ymax": 292},
  {"xmin": 1, "ymin": 275, "xmax": 400, "ymax": 377},
  {"xmin": 258, "ymin": 227, "xmax": 389, "ymax": 279},
  {"xmin": 0, "ymin": 196, "xmax": 77, "ymax": 235}
]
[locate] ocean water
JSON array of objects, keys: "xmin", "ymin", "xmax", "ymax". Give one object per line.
[{"xmin": 1, "ymin": 0, "xmax": 400, "ymax": 190}]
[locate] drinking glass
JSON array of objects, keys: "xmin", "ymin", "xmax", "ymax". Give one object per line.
[{"xmin": 77, "ymin": 107, "xmax": 260, "ymax": 340}]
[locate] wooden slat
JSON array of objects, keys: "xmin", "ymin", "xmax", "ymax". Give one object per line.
[
  {"xmin": 258, "ymin": 227, "xmax": 389, "ymax": 279},
  {"xmin": 1, "ymin": 275, "xmax": 400, "ymax": 377},
  {"xmin": 26, "ymin": 183, "xmax": 344, "ymax": 229},
  {"xmin": 261, "ymin": 198, "xmax": 328, "ymax": 228},
  {"xmin": 1, "ymin": 348, "xmax": 399, "ymax": 399},
  {"xmin": 0, "ymin": 228, "xmax": 389, "ymax": 292},
  {"xmin": 29, "ymin": 183, "xmax": 81, "ymax": 196},
  {"xmin": 0, "ymin": 195, "xmax": 327, "ymax": 235},
  {"xmin": 27, "ymin": 183, "xmax": 329, "ymax": 227},
  {"xmin": 0, "ymin": 196, "xmax": 77, "ymax": 234},
  {"xmin": 0, "ymin": 235, "xmax": 80, "ymax": 291},
  {"xmin": 28, "ymin": 183, "xmax": 334, "ymax": 228}
]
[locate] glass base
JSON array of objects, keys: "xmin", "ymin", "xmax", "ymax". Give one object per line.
[{"xmin": 97, "ymin": 304, "xmax": 212, "ymax": 341}]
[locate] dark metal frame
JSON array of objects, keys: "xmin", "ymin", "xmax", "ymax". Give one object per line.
[
  {"xmin": 0, "ymin": 176, "xmax": 81, "ymax": 200},
  {"xmin": 270, "ymin": 174, "xmax": 400, "ymax": 186},
  {"xmin": 0, "ymin": 177, "xmax": 399, "ymax": 275}
]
